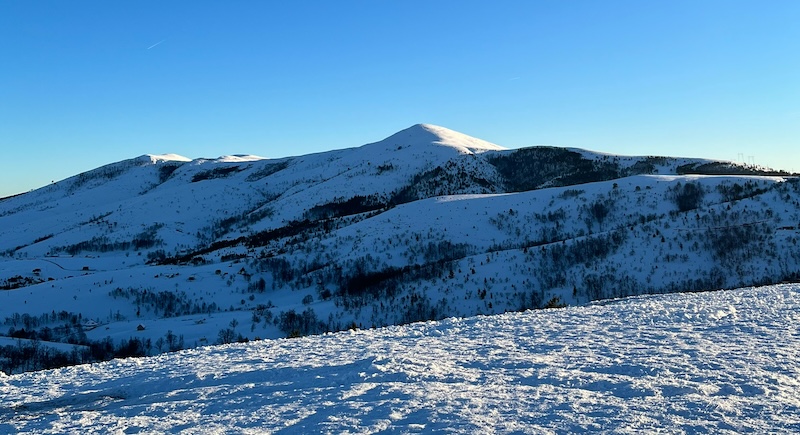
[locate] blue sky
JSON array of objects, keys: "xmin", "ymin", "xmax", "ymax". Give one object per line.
[{"xmin": 1, "ymin": 1, "xmax": 798, "ymax": 197}]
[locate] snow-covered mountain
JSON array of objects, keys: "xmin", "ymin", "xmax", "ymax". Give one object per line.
[
  {"xmin": 2, "ymin": 283, "xmax": 799, "ymax": 433},
  {"xmin": 1, "ymin": 124, "xmax": 798, "ymax": 373}
]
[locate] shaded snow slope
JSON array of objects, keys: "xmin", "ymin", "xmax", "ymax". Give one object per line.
[{"xmin": 2, "ymin": 283, "xmax": 799, "ymax": 434}]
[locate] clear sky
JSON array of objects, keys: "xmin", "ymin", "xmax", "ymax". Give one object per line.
[{"xmin": 1, "ymin": 1, "xmax": 798, "ymax": 197}]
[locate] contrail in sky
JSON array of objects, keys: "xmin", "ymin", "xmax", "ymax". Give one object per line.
[{"xmin": 147, "ymin": 39, "xmax": 165, "ymax": 50}]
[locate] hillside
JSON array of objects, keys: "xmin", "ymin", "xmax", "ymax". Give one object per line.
[
  {"xmin": 1, "ymin": 124, "xmax": 799, "ymax": 372},
  {"xmin": 2, "ymin": 283, "xmax": 799, "ymax": 433}
]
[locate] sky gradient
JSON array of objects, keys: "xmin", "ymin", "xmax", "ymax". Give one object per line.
[{"xmin": 2, "ymin": 1, "xmax": 798, "ymax": 197}]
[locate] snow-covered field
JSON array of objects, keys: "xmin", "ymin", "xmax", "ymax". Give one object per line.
[{"xmin": 2, "ymin": 283, "xmax": 798, "ymax": 434}]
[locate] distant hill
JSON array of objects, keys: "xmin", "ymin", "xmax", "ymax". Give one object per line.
[{"xmin": 1, "ymin": 124, "xmax": 798, "ymax": 373}]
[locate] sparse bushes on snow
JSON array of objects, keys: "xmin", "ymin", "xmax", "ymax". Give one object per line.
[
  {"xmin": 56, "ymin": 224, "xmax": 164, "ymax": 255},
  {"xmin": 277, "ymin": 308, "xmax": 326, "ymax": 337},
  {"xmin": 109, "ymin": 287, "xmax": 218, "ymax": 317},
  {"xmin": 671, "ymin": 182, "xmax": 705, "ymax": 212},
  {"xmin": 0, "ymin": 328, "xmax": 186, "ymax": 374},
  {"xmin": 191, "ymin": 165, "xmax": 243, "ymax": 182}
]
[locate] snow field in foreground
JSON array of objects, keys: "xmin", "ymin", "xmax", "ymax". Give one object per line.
[{"xmin": 1, "ymin": 284, "xmax": 799, "ymax": 434}]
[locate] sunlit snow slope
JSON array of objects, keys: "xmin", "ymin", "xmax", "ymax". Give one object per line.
[
  {"xmin": 1, "ymin": 124, "xmax": 798, "ymax": 371},
  {"xmin": 2, "ymin": 283, "xmax": 798, "ymax": 434}
]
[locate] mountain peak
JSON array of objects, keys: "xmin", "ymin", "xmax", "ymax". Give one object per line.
[{"xmin": 382, "ymin": 124, "xmax": 506, "ymax": 153}]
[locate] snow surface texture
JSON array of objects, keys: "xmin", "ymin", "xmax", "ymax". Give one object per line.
[{"xmin": 2, "ymin": 283, "xmax": 799, "ymax": 434}]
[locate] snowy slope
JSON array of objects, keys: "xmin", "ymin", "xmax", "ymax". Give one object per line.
[
  {"xmin": 1, "ymin": 124, "xmax": 799, "ymax": 372},
  {"xmin": 2, "ymin": 283, "xmax": 798, "ymax": 434}
]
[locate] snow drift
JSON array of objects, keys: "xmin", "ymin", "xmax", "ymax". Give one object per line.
[{"xmin": 1, "ymin": 283, "xmax": 798, "ymax": 433}]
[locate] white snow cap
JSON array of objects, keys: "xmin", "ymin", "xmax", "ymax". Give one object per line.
[
  {"xmin": 143, "ymin": 154, "xmax": 192, "ymax": 163},
  {"xmin": 214, "ymin": 155, "xmax": 267, "ymax": 163},
  {"xmin": 385, "ymin": 124, "xmax": 507, "ymax": 153}
]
